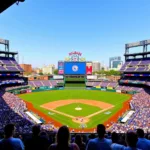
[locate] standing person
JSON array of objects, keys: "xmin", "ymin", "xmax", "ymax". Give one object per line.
[
  {"xmin": 74, "ymin": 134, "xmax": 86, "ymax": 150},
  {"xmin": 25, "ymin": 125, "xmax": 49, "ymax": 150},
  {"xmin": 124, "ymin": 132, "xmax": 139, "ymax": 150},
  {"xmin": 0, "ymin": 124, "xmax": 24, "ymax": 150},
  {"xmin": 86, "ymin": 124, "xmax": 112, "ymax": 150},
  {"xmin": 111, "ymin": 132, "xmax": 125, "ymax": 150},
  {"xmin": 49, "ymin": 126, "xmax": 79, "ymax": 150},
  {"xmin": 136, "ymin": 129, "xmax": 150, "ymax": 150}
]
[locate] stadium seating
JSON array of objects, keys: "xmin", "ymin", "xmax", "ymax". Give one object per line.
[
  {"xmin": 0, "ymin": 57, "xmax": 23, "ymax": 72},
  {"xmin": 115, "ymin": 85, "xmax": 142, "ymax": 92},
  {"xmin": 109, "ymin": 89, "xmax": 150, "ymax": 133},
  {"xmin": 28, "ymin": 80, "xmax": 58, "ymax": 87},
  {"xmin": 0, "ymin": 86, "xmax": 149, "ymax": 136},
  {"xmin": 4, "ymin": 85, "xmax": 29, "ymax": 91},
  {"xmin": 0, "ymin": 91, "xmax": 33, "ymax": 133},
  {"xmin": 0, "ymin": 90, "xmax": 56, "ymax": 133},
  {"xmin": 86, "ymin": 81, "xmax": 118, "ymax": 88},
  {"xmin": 120, "ymin": 58, "xmax": 150, "ymax": 72}
]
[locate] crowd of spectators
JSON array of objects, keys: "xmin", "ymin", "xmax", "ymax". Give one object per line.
[
  {"xmin": 0, "ymin": 91, "xmax": 57, "ymax": 134},
  {"xmin": 0, "ymin": 91, "xmax": 33, "ymax": 134},
  {"xmin": 0, "ymin": 85, "xmax": 150, "ymax": 134},
  {"xmin": 0, "ymin": 80, "xmax": 150, "ymax": 150},
  {"xmin": 109, "ymin": 89, "xmax": 150, "ymax": 133},
  {"xmin": 4, "ymin": 85, "xmax": 29, "ymax": 91},
  {"xmin": 0, "ymin": 124, "xmax": 150, "ymax": 150}
]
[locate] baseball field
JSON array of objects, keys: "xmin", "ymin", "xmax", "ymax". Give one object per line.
[{"xmin": 18, "ymin": 90, "xmax": 130, "ymax": 130}]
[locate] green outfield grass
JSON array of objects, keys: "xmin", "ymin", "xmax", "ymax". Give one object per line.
[
  {"xmin": 65, "ymin": 78, "xmax": 85, "ymax": 81},
  {"xmin": 65, "ymin": 83, "xmax": 85, "ymax": 87},
  {"xmin": 55, "ymin": 103, "xmax": 101, "ymax": 117},
  {"xmin": 18, "ymin": 90, "xmax": 130, "ymax": 129}
]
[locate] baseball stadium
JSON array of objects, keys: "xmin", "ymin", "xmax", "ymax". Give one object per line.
[
  {"xmin": 1, "ymin": 2, "xmax": 150, "ymax": 150},
  {"xmin": 0, "ymin": 37, "xmax": 149, "ymax": 134}
]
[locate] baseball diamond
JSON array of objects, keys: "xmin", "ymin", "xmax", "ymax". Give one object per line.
[{"xmin": 19, "ymin": 90, "xmax": 131, "ymax": 130}]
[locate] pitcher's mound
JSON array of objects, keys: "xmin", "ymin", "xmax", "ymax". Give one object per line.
[
  {"xmin": 75, "ymin": 106, "xmax": 82, "ymax": 111},
  {"xmin": 72, "ymin": 117, "xmax": 89, "ymax": 124}
]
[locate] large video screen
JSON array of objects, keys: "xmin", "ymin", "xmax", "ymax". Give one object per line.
[{"xmin": 64, "ymin": 62, "xmax": 86, "ymax": 75}]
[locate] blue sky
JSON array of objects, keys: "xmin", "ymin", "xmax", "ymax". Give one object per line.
[{"xmin": 0, "ymin": 0, "xmax": 150, "ymax": 68}]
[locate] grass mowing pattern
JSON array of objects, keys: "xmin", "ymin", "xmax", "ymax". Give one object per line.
[
  {"xmin": 55, "ymin": 103, "xmax": 101, "ymax": 117},
  {"xmin": 18, "ymin": 90, "xmax": 130, "ymax": 129}
]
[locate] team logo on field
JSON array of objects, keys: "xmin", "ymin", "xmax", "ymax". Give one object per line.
[{"xmin": 72, "ymin": 65, "xmax": 78, "ymax": 72}]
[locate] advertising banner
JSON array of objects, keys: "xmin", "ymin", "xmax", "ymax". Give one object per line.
[
  {"xmin": 107, "ymin": 87, "xmax": 113, "ymax": 89},
  {"xmin": 86, "ymin": 62, "xmax": 92, "ymax": 75},
  {"xmin": 96, "ymin": 86, "xmax": 100, "ymax": 89},
  {"xmin": 101, "ymin": 88, "xmax": 106, "ymax": 91},
  {"xmin": 58, "ymin": 61, "xmax": 64, "ymax": 75},
  {"xmin": 116, "ymin": 90, "xmax": 121, "ymax": 93},
  {"xmin": 87, "ymin": 75, "xmax": 97, "ymax": 80},
  {"xmin": 53, "ymin": 75, "xmax": 63, "ymax": 79}
]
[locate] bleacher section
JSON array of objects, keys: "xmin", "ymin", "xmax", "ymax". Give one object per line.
[
  {"xmin": 86, "ymin": 81, "xmax": 142, "ymax": 92},
  {"xmin": 86, "ymin": 81, "xmax": 118, "ymax": 88},
  {"xmin": 0, "ymin": 57, "xmax": 23, "ymax": 72},
  {"xmin": 28, "ymin": 80, "xmax": 57, "ymax": 87},
  {"xmin": 120, "ymin": 58, "xmax": 150, "ymax": 72},
  {"xmin": 115, "ymin": 85, "xmax": 142, "ymax": 92}
]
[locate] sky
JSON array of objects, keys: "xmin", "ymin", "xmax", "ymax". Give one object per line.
[{"xmin": 0, "ymin": 0, "xmax": 150, "ymax": 68}]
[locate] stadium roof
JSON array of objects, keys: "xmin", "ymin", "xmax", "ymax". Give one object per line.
[
  {"xmin": 0, "ymin": 50, "xmax": 18, "ymax": 55},
  {"xmin": 0, "ymin": 0, "xmax": 25, "ymax": 13},
  {"xmin": 124, "ymin": 51, "xmax": 150, "ymax": 57}
]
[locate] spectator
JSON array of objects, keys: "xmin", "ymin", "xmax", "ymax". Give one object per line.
[
  {"xmin": 25, "ymin": 125, "xmax": 49, "ymax": 150},
  {"xmin": 75, "ymin": 134, "xmax": 86, "ymax": 150},
  {"xmin": 148, "ymin": 135, "xmax": 150, "ymax": 140},
  {"xmin": 136, "ymin": 129, "xmax": 150, "ymax": 150},
  {"xmin": 86, "ymin": 124, "xmax": 112, "ymax": 150},
  {"xmin": 111, "ymin": 132, "xmax": 125, "ymax": 150},
  {"xmin": 124, "ymin": 132, "xmax": 138, "ymax": 150},
  {"xmin": 39, "ymin": 131, "xmax": 51, "ymax": 150},
  {"xmin": 0, "ymin": 124, "xmax": 24, "ymax": 150},
  {"xmin": 107, "ymin": 132, "xmax": 111, "ymax": 139},
  {"xmin": 49, "ymin": 126, "xmax": 79, "ymax": 150}
]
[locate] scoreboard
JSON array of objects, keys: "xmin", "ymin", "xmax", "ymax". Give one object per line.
[
  {"xmin": 64, "ymin": 62, "xmax": 86, "ymax": 75},
  {"xmin": 58, "ymin": 61, "xmax": 92, "ymax": 75}
]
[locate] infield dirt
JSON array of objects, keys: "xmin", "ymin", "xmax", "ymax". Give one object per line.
[{"xmin": 41, "ymin": 99, "xmax": 114, "ymax": 123}]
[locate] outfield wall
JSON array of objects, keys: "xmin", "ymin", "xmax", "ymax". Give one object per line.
[{"xmin": 89, "ymin": 87, "xmax": 137, "ymax": 94}]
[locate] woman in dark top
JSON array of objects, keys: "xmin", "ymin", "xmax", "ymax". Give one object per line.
[
  {"xmin": 74, "ymin": 134, "xmax": 86, "ymax": 150},
  {"xmin": 49, "ymin": 126, "xmax": 79, "ymax": 150}
]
